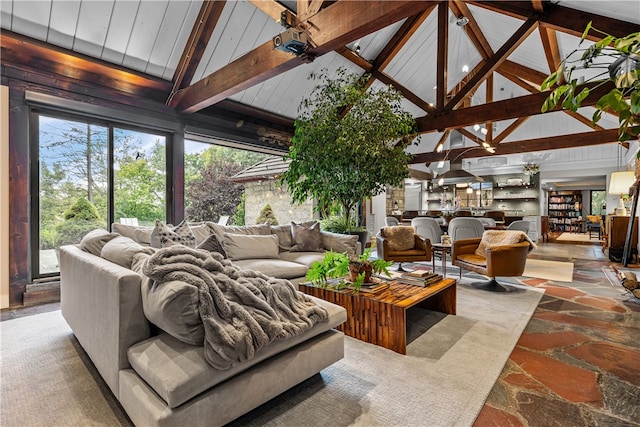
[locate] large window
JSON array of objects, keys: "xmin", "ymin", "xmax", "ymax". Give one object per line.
[
  {"xmin": 591, "ymin": 190, "xmax": 606, "ymax": 215},
  {"xmin": 183, "ymin": 140, "xmax": 268, "ymax": 225},
  {"xmin": 34, "ymin": 113, "xmax": 168, "ymax": 276}
]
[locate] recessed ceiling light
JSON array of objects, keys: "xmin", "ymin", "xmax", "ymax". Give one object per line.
[
  {"xmin": 481, "ymin": 127, "xmax": 488, "ymax": 135},
  {"xmin": 462, "ymin": 65, "xmax": 469, "ymax": 73},
  {"xmin": 473, "ymin": 124, "xmax": 480, "ymax": 131}
]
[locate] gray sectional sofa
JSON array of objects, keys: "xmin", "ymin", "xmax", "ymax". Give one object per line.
[{"xmin": 60, "ymin": 221, "xmax": 354, "ymax": 426}]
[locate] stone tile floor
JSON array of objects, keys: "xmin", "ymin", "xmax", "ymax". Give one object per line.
[{"xmin": 475, "ymin": 242, "xmax": 640, "ymax": 427}]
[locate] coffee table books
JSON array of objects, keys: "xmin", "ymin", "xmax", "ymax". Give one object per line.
[{"xmin": 384, "ymin": 271, "xmax": 443, "ymax": 287}]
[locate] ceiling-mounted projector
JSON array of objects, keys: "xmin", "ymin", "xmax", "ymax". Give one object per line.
[{"xmin": 273, "ymin": 28, "xmax": 309, "ymax": 55}]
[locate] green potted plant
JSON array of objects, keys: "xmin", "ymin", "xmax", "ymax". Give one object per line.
[
  {"xmin": 305, "ymin": 248, "xmax": 393, "ymax": 292},
  {"xmin": 541, "ymin": 22, "xmax": 639, "ymax": 143},
  {"xmin": 282, "ymin": 67, "xmax": 419, "ymax": 250}
]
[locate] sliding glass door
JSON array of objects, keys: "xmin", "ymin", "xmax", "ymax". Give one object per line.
[{"xmin": 33, "ymin": 112, "xmax": 167, "ymax": 277}]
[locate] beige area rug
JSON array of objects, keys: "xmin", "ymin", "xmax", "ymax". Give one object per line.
[
  {"xmin": 556, "ymin": 232, "xmax": 604, "ymax": 243},
  {"xmin": 522, "ymin": 258, "xmax": 574, "ymax": 282},
  {"xmin": 1, "ymin": 283, "xmax": 543, "ymax": 427}
]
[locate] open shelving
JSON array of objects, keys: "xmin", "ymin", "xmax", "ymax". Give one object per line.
[{"xmin": 548, "ymin": 191, "xmax": 582, "ymax": 232}]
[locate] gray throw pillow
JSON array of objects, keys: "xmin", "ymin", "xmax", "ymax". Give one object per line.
[
  {"xmin": 197, "ymin": 234, "xmax": 227, "ymax": 258},
  {"xmin": 80, "ymin": 228, "xmax": 119, "ymax": 256},
  {"xmin": 290, "ymin": 221, "xmax": 324, "ymax": 252},
  {"xmin": 101, "ymin": 236, "xmax": 155, "ymax": 269}
]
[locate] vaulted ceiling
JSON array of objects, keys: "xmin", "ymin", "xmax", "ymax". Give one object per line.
[{"xmin": 2, "ymin": 0, "xmax": 639, "ymax": 185}]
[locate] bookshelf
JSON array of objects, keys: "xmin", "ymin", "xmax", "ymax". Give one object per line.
[{"xmin": 548, "ymin": 191, "xmax": 582, "ymax": 232}]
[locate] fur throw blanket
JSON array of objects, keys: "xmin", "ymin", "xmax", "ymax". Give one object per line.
[{"xmin": 144, "ymin": 245, "xmax": 328, "ymax": 370}]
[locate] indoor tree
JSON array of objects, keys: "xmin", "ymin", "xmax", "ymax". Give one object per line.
[{"xmin": 281, "ymin": 67, "xmax": 418, "ymax": 232}]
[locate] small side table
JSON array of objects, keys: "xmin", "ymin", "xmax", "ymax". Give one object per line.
[{"xmin": 432, "ymin": 243, "xmax": 452, "ymax": 278}]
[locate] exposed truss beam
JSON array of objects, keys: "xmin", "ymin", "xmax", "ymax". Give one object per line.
[
  {"xmin": 436, "ymin": 2, "xmax": 449, "ymax": 110},
  {"xmin": 250, "ymin": 0, "xmax": 291, "ymax": 23},
  {"xmin": 418, "ymin": 81, "xmax": 615, "ymax": 132},
  {"xmin": 375, "ymin": 6, "xmax": 436, "ymax": 71},
  {"xmin": 493, "ymin": 117, "xmax": 528, "ymax": 144},
  {"xmin": 497, "ymin": 60, "xmax": 548, "ymax": 86},
  {"xmin": 444, "ymin": 17, "xmax": 538, "ymax": 111},
  {"xmin": 372, "ymin": 70, "xmax": 435, "ymax": 115},
  {"xmin": 469, "ymin": 1, "xmax": 639, "ymax": 39},
  {"xmin": 171, "ymin": 0, "xmax": 433, "ymax": 113},
  {"xmin": 170, "ymin": 1, "xmax": 226, "ymax": 98},
  {"xmin": 539, "ymin": 27, "xmax": 561, "ymax": 74},
  {"xmin": 450, "ymin": 1, "xmax": 492, "ymax": 59},
  {"xmin": 411, "ymin": 128, "xmax": 621, "ymax": 164},
  {"xmin": 485, "ymin": 73, "xmax": 493, "ymax": 142},
  {"xmin": 0, "ymin": 31, "xmax": 170, "ymax": 100}
]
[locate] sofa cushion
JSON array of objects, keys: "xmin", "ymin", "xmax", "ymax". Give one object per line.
[
  {"xmin": 112, "ymin": 223, "xmax": 155, "ymax": 244},
  {"xmin": 270, "ymin": 224, "xmax": 293, "ymax": 251},
  {"xmin": 383, "ymin": 226, "xmax": 415, "ymax": 251},
  {"xmin": 206, "ymin": 222, "xmax": 271, "ymax": 242},
  {"xmin": 140, "ymin": 277, "xmax": 204, "ymax": 346},
  {"xmin": 278, "ymin": 251, "xmax": 325, "ymax": 268},
  {"xmin": 475, "ymin": 230, "xmax": 526, "ymax": 257},
  {"xmin": 189, "ymin": 223, "xmax": 211, "ymax": 246},
  {"xmin": 101, "ymin": 236, "xmax": 154, "ymax": 269},
  {"xmin": 232, "ymin": 258, "xmax": 309, "ymax": 279},
  {"xmin": 152, "ymin": 220, "xmax": 197, "ymax": 249},
  {"xmin": 290, "ymin": 221, "xmax": 323, "ymax": 252},
  {"xmin": 197, "ymin": 234, "xmax": 227, "ymax": 258},
  {"xmin": 80, "ymin": 228, "xmax": 119, "ymax": 256},
  {"xmin": 127, "ymin": 296, "xmax": 346, "ymax": 408},
  {"xmin": 321, "ymin": 231, "xmax": 358, "ymax": 255},
  {"xmin": 222, "ymin": 233, "xmax": 279, "ymax": 261}
]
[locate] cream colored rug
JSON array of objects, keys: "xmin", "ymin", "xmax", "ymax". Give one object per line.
[
  {"xmin": 522, "ymin": 258, "xmax": 574, "ymax": 282},
  {"xmin": 556, "ymin": 232, "xmax": 603, "ymax": 243},
  {"xmin": 1, "ymin": 283, "xmax": 544, "ymax": 427}
]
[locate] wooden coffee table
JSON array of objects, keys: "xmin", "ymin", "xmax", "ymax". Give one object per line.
[{"xmin": 299, "ymin": 278, "xmax": 456, "ymax": 354}]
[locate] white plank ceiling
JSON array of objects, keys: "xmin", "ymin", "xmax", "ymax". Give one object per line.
[{"xmin": 1, "ymin": 0, "xmax": 639, "ymax": 188}]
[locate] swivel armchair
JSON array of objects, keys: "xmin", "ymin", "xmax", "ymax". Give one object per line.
[
  {"xmin": 451, "ymin": 230, "xmax": 533, "ymax": 292},
  {"xmin": 376, "ymin": 226, "xmax": 431, "ymax": 272},
  {"xmin": 447, "ymin": 217, "xmax": 485, "ymax": 242},
  {"xmin": 411, "ymin": 217, "xmax": 443, "ymax": 245}
]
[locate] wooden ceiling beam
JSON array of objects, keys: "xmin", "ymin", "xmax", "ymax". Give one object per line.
[
  {"xmin": 531, "ymin": 0, "xmax": 545, "ymax": 14},
  {"xmin": 450, "ymin": 1, "xmax": 493, "ymax": 59},
  {"xmin": 444, "ymin": 17, "xmax": 538, "ymax": 112},
  {"xmin": 538, "ymin": 26, "xmax": 562, "ymax": 74},
  {"xmin": 411, "ymin": 128, "xmax": 621, "ymax": 164},
  {"xmin": 492, "ymin": 117, "xmax": 528, "ymax": 144},
  {"xmin": 436, "ymin": 2, "xmax": 449, "ymax": 110},
  {"xmin": 170, "ymin": 0, "xmax": 226, "ymax": 97},
  {"xmin": 500, "ymin": 69, "xmax": 605, "ymax": 131},
  {"xmin": 250, "ymin": 0, "xmax": 292, "ymax": 23},
  {"xmin": 336, "ymin": 46, "xmax": 373, "ymax": 71},
  {"xmin": 372, "ymin": 70, "xmax": 435, "ymax": 115},
  {"xmin": 485, "ymin": 73, "xmax": 493, "ymax": 142},
  {"xmin": 497, "ymin": 60, "xmax": 548, "ymax": 86},
  {"xmin": 171, "ymin": 0, "xmax": 434, "ymax": 113},
  {"xmin": 469, "ymin": 1, "xmax": 639, "ymax": 39},
  {"xmin": 458, "ymin": 128, "xmax": 484, "ymax": 146},
  {"xmin": 375, "ymin": 6, "xmax": 437, "ymax": 71},
  {"xmin": 418, "ymin": 80, "xmax": 615, "ymax": 131},
  {"xmin": 0, "ymin": 31, "xmax": 170, "ymax": 100}
]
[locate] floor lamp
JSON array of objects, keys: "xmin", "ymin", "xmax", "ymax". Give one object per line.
[{"xmin": 609, "ymin": 171, "xmax": 636, "ymax": 216}]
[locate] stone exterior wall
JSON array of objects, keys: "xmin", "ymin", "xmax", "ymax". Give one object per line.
[{"xmin": 244, "ymin": 181, "xmax": 317, "ymax": 225}]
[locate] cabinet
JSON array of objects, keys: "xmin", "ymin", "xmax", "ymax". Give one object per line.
[
  {"xmin": 607, "ymin": 215, "xmax": 638, "ymax": 249},
  {"xmin": 548, "ymin": 191, "xmax": 582, "ymax": 232}
]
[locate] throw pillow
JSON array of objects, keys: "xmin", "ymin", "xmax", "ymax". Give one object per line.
[
  {"xmin": 222, "ymin": 233, "xmax": 280, "ymax": 261},
  {"xmin": 383, "ymin": 226, "xmax": 415, "ymax": 251},
  {"xmin": 80, "ymin": 228, "xmax": 119, "ymax": 256},
  {"xmin": 474, "ymin": 230, "xmax": 525, "ymax": 257},
  {"xmin": 131, "ymin": 252, "xmax": 204, "ymax": 346},
  {"xmin": 320, "ymin": 231, "xmax": 358, "ymax": 255},
  {"xmin": 197, "ymin": 234, "xmax": 227, "ymax": 258},
  {"xmin": 151, "ymin": 220, "xmax": 196, "ymax": 249},
  {"xmin": 101, "ymin": 236, "xmax": 155, "ymax": 269},
  {"xmin": 290, "ymin": 221, "xmax": 324, "ymax": 252},
  {"xmin": 270, "ymin": 224, "xmax": 293, "ymax": 252}
]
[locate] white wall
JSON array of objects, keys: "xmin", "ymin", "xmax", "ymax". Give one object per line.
[{"xmin": 1, "ymin": 85, "xmax": 9, "ymax": 308}]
